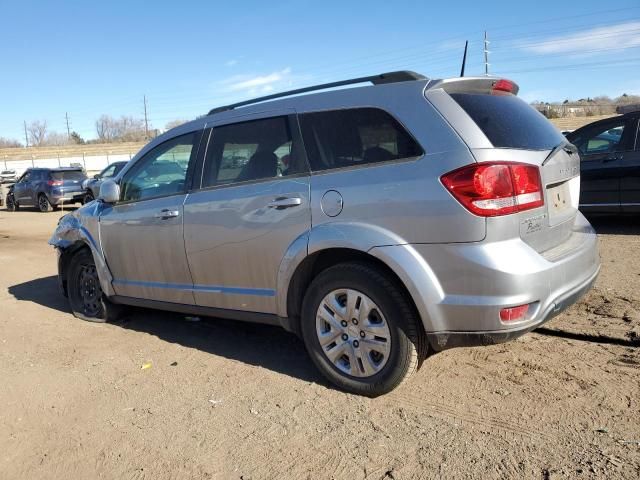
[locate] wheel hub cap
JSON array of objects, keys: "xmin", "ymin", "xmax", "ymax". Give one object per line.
[
  {"xmin": 315, "ymin": 289, "xmax": 391, "ymax": 378},
  {"xmin": 78, "ymin": 264, "xmax": 102, "ymax": 316}
]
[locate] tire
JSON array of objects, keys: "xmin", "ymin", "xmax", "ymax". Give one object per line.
[
  {"xmin": 5, "ymin": 193, "xmax": 18, "ymax": 211},
  {"xmin": 67, "ymin": 249, "xmax": 123, "ymax": 323},
  {"xmin": 301, "ymin": 262, "xmax": 423, "ymax": 397},
  {"xmin": 37, "ymin": 193, "xmax": 53, "ymax": 212},
  {"xmin": 84, "ymin": 190, "xmax": 94, "ymax": 204}
]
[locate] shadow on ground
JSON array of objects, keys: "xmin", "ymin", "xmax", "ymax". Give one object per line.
[
  {"xmin": 586, "ymin": 214, "xmax": 640, "ymax": 236},
  {"xmin": 8, "ymin": 275, "xmax": 324, "ymax": 385}
]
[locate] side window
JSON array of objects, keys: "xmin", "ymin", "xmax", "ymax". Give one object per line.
[
  {"xmin": 201, "ymin": 116, "xmax": 304, "ymax": 188},
  {"xmin": 20, "ymin": 171, "xmax": 32, "ymax": 183},
  {"xmin": 120, "ymin": 132, "xmax": 199, "ymax": 202},
  {"xmin": 298, "ymin": 108, "xmax": 423, "ymax": 171},
  {"xmin": 100, "ymin": 164, "xmax": 117, "ymax": 178},
  {"xmin": 574, "ymin": 120, "xmax": 627, "ymax": 156}
]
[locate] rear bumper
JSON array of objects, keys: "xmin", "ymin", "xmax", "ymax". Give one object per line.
[
  {"xmin": 370, "ymin": 212, "xmax": 600, "ymax": 349},
  {"xmin": 49, "ymin": 192, "xmax": 84, "ymax": 205},
  {"xmin": 426, "ymin": 264, "xmax": 599, "ymax": 351}
]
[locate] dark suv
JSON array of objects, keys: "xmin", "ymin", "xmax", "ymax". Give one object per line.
[
  {"xmin": 566, "ymin": 105, "xmax": 640, "ymax": 214},
  {"xmin": 6, "ymin": 167, "xmax": 87, "ymax": 212}
]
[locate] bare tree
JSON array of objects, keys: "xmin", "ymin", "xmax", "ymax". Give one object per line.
[
  {"xmin": 165, "ymin": 119, "xmax": 187, "ymax": 131},
  {"xmin": 96, "ymin": 114, "xmax": 146, "ymax": 142},
  {"xmin": 0, "ymin": 137, "xmax": 22, "ymax": 148},
  {"xmin": 43, "ymin": 132, "xmax": 70, "ymax": 146},
  {"xmin": 27, "ymin": 120, "xmax": 48, "ymax": 146},
  {"xmin": 96, "ymin": 114, "xmax": 116, "ymax": 142}
]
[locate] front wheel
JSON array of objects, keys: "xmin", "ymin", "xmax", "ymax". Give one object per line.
[
  {"xmin": 84, "ymin": 190, "xmax": 95, "ymax": 204},
  {"xmin": 301, "ymin": 262, "xmax": 424, "ymax": 397},
  {"xmin": 67, "ymin": 249, "xmax": 123, "ymax": 322},
  {"xmin": 5, "ymin": 193, "xmax": 18, "ymax": 211}
]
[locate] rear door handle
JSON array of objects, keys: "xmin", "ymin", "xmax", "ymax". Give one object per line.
[
  {"xmin": 267, "ymin": 197, "xmax": 302, "ymax": 209},
  {"xmin": 604, "ymin": 153, "xmax": 622, "ymax": 162},
  {"xmin": 154, "ymin": 209, "xmax": 180, "ymax": 219}
]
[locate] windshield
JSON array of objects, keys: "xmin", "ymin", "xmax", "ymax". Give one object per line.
[{"xmin": 450, "ymin": 93, "xmax": 565, "ymax": 150}]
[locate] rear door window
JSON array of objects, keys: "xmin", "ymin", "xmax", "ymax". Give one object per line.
[
  {"xmin": 450, "ymin": 93, "xmax": 565, "ymax": 150},
  {"xmin": 201, "ymin": 116, "xmax": 306, "ymax": 188},
  {"xmin": 298, "ymin": 108, "xmax": 423, "ymax": 172}
]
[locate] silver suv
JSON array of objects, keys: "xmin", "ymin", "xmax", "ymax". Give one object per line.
[{"xmin": 50, "ymin": 72, "xmax": 600, "ymax": 396}]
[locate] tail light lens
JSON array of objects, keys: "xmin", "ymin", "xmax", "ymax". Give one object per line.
[
  {"xmin": 47, "ymin": 180, "xmax": 63, "ymax": 186},
  {"xmin": 500, "ymin": 304, "xmax": 530, "ymax": 322},
  {"xmin": 441, "ymin": 162, "xmax": 544, "ymax": 217}
]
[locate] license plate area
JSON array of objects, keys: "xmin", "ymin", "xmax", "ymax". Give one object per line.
[{"xmin": 546, "ymin": 179, "xmax": 577, "ymax": 226}]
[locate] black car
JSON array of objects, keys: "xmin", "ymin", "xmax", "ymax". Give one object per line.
[
  {"xmin": 82, "ymin": 161, "xmax": 128, "ymax": 203},
  {"xmin": 5, "ymin": 167, "xmax": 87, "ymax": 212},
  {"xmin": 566, "ymin": 105, "xmax": 640, "ymax": 214}
]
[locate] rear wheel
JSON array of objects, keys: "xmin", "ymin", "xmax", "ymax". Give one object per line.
[
  {"xmin": 67, "ymin": 249, "xmax": 123, "ymax": 322},
  {"xmin": 38, "ymin": 193, "xmax": 53, "ymax": 212},
  {"xmin": 301, "ymin": 262, "xmax": 423, "ymax": 397},
  {"xmin": 5, "ymin": 193, "xmax": 18, "ymax": 211}
]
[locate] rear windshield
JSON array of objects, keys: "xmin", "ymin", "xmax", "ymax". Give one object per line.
[
  {"xmin": 49, "ymin": 171, "xmax": 86, "ymax": 181},
  {"xmin": 450, "ymin": 93, "xmax": 564, "ymax": 150}
]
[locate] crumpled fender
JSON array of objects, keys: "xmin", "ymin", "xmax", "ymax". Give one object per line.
[{"xmin": 48, "ymin": 201, "xmax": 115, "ymax": 297}]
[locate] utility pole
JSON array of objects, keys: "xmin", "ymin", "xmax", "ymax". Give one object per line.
[
  {"xmin": 484, "ymin": 31, "xmax": 490, "ymax": 76},
  {"xmin": 143, "ymin": 95, "xmax": 149, "ymax": 139},
  {"xmin": 65, "ymin": 112, "xmax": 71, "ymax": 139},
  {"xmin": 23, "ymin": 121, "xmax": 29, "ymax": 148}
]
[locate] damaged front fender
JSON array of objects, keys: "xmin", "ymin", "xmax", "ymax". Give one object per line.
[{"xmin": 48, "ymin": 201, "xmax": 115, "ymax": 297}]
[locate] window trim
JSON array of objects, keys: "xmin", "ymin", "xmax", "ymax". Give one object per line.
[
  {"xmin": 191, "ymin": 114, "xmax": 310, "ymax": 193},
  {"xmin": 116, "ymin": 129, "xmax": 204, "ymax": 205},
  {"xmin": 296, "ymin": 106, "xmax": 425, "ymax": 174}
]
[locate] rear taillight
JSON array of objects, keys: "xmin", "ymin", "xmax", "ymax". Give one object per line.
[
  {"xmin": 47, "ymin": 180, "xmax": 63, "ymax": 186},
  {"xmin": 441, "ymin": 162, "xmax": 544, "ymax": 217}
]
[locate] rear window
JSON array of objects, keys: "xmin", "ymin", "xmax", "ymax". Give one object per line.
[
  {"xmin": 450, "ymin": 93, "xmax": 564, "ymax": 150},
  {"xmin": 49, "ymin": 170, "xmax": 86, "ymax": 181},
  {"xmin": 298, "ymin": 108, "xmax": 423, "ymax": 171}
]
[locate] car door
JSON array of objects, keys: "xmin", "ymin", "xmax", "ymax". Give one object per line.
[
  {"xmin": 13, "ymin": 170, "xmax": 33, "ymax": 204},
  {"xmin": 620, "ymin": 115, "xmax": 640, "ymax": 213},
  {"xmin": 99, "ymin": 130, "xmax": 204, "ymax": 304},
  {"xmin": 183, "ymin": 114, "xmax": 311, "ymax": 314},
  {"xmin": 570, "ymin": 117, "xmax": 634, "ymax": 213}
]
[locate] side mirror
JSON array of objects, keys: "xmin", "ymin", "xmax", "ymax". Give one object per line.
[{"xmin": 99, "ymin": 179, "xmax": 120, "ymax": 204}]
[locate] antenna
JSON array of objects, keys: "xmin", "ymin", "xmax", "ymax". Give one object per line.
[
  {"xmin": 460, "ymin": 40, "xmax": 468, "ymax": 77},
  {"xmin": 484, "ymin": 31, "xmax": 490, "ymax": 76}
]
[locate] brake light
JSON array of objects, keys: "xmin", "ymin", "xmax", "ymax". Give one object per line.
[
  {"xmin": 441, "ymin": 162, "xmax": 544, "ymax": 216},
  {"xmin": 500, "ymin": 304, "xmax": 529, "ymax": 322},
  {"xmin": 492, "ymin": 79, "xmax": 516, "ymax": 94},
  {"xmin": 47, "ymin": 180, "xmax": 63, "ymax": 186}
]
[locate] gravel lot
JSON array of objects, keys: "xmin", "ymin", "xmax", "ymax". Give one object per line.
[{"xmin": 0, "ymin": 208, "xmax": 638, "ymax": 479}]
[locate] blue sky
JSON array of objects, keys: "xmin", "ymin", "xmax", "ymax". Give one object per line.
[{"xmin": 1, "ymin": 0, "xmax": 639, "ymax": 141}]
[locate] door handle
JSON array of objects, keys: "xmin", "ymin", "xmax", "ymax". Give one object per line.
[
  {"xmin": 267, "ymin": 196, "xmax": 303, "ymax": 209},
  {"xmin": 154, "ymin": 209, "xmax": 180, "ymax": 219},
  {"xmin": 604, "ymin": 153, "xmax": 622, "ymax": 162}
]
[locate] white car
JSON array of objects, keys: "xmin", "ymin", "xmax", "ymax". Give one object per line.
[{"xmin": 0, "ymin": 169, "xmax": 17, "ymax": 183}]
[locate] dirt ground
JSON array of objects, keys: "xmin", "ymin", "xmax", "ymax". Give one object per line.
[{"xmin": 0, "ymin": 207, "xmax": 638, "ymax": 480}]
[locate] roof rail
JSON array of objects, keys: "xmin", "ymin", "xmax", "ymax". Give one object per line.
[
  {"xmin": 207, "ymin": 70, "xmax": 427, "ymax": 115},
  {"xmin": 616, "ymin": 104, "xmax": 640, "ymax": 115}
]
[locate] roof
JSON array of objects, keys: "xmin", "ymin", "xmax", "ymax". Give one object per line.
[{"xmin": 207, "ymin": 71, "xmax": 428, "ymax": 116}]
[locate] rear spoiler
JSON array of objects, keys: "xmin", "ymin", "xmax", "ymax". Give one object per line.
[{"xmin": 426, "ymin": 77, "xmax": 519, "ymax": 96}]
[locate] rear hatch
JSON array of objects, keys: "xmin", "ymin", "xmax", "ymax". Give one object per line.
[
  {"xmin": 49, "ymin": 170, "xmax": 87, "ymax": 197},
  {"xmin": 427, "ymin": 78, "xmax": 580, "ymax": 253}
]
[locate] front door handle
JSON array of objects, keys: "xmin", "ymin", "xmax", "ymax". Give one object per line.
[
  {"xmin": 267, "ymin": 197, "xmax": 303, "ymax": 209},
  {"xmin": 154, "ymin": 209, "xmax": 180, "ymax": 219}
]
